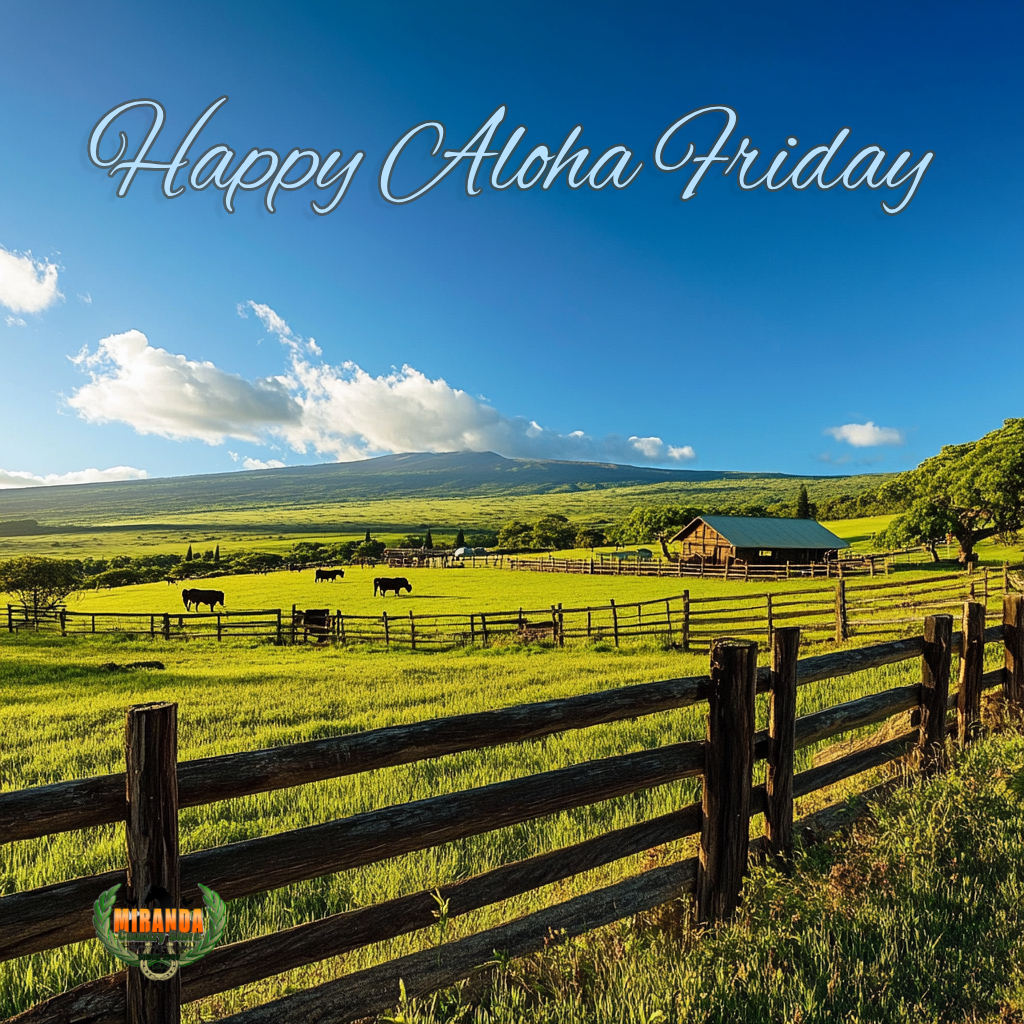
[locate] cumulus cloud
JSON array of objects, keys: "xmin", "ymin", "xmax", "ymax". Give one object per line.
[
  {"xmin": 0, "ymin": 465, "xmax": 148, "ymax": 489},
  {"xmin": 67, "ymin": 307, "xmax": 697, "ymax": 467},
  {"xmin": 242, "ymin": 457, "xmax": 286, "ymax": 470},
  {"xmin": 826, "ymin": 421, "xmax": 904, "ymax": 447},
  {"xmin": 67, "ymin": 330, "xmax": 302, "ymax": 443},
  {"xmin": 0, "ymin": 246, "xmax": 62, "ymax": 314}
]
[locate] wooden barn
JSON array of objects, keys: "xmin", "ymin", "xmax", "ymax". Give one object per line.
[{"xmin": 669, "ymin": 515, "xmax": 850, "ymax": 566}]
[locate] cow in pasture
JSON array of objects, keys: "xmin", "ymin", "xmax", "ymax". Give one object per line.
[
  {"xmin": 315, "ymin": 568, "xmax": 345, "ymax": 582},
  {"xmin": 184, "ymin": 589, "xmax": 225, "ymax": 612},
  {"xmin": 373, "ymin": 576, "xmax": 412, "ymax": 597}
]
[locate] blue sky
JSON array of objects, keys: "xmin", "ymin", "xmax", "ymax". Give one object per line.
[{"xmin": 0, "ymin": 1, "xmax": 1020, "ymax": 488}]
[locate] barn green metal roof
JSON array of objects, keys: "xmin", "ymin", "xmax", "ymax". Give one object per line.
[{"xmin": 670, "ymin": 515, "xmax": 850, "ymax": 550}]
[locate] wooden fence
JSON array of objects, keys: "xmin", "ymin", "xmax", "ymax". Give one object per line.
[
  {"xmin": 508, "ymin": 546, "xmax": 934, "ymax": 581},
  {"xmin": 3, "ymin": 592, "xmax": 1022, "ymax": 1024},
  {"xmin": 5, "ymin": 569, "xmax": 1008, "ymax": 652}
]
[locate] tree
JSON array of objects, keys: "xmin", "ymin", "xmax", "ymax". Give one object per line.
[
  {"xmin": 532, "ymin": 514, "xmax": 576, "ymax": 550},
  {"xmin": 455, "ymin": 528, "xmax": 466, "ymax": 548},
  {"xmin": 878, "ymin": 419, "xmax": 1024, "ymax": 564},
  {"xmin": 425, "ymin": 529, "xmax": 434, "ymax": 549},
  {"xmin": 575, "ymin": 527, "xmax": 605, "ymax": 549},
  {"xmin": 0, "ymin": 556, "xmax": 84, "ymax": 609},
  {"xmin": 185, "ymin": 544, "xmax": 193, "ymax": 562},
  {"xmin": 364, "ymin": 529, "xmax": 372, "ymax": 543},
  {"xmin": 796, "ymin": 486, "xmax": 811, "ymax": 519},
  {"xmin": 214, "ymin": 545, "xmax": 220, "ymax": 564},
  {"xmin": 609, "ymin": 505, "xmax": 698, "ymax": 544},
  {"xmin": 497, "ymin": 520, "xmax": 534, "ymax": 549}
]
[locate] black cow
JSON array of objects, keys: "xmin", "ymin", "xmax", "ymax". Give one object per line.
[
  {"xmin": 315, "ymin": 568, "xmax": 345, "ymax": 582},
  {"xmin": 373, "ymin": 576, "xmax": 412, "ymax": 597},
  {"xmin": 183, "ymin": 588, "xmax": 225, "ymax": 612}
]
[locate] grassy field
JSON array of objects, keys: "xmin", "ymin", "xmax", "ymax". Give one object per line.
[{"xmin": 0, "ymin": 627, "xmax": 1010, "ymax": 1021}]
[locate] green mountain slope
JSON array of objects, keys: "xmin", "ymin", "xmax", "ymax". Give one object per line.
[{"xmin": 0, "ymin": 451, "xmax": 888, "ymax": 529}]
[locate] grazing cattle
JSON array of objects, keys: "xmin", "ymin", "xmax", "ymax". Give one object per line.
[
  {"xmin": 315, "ymin": 568, "xmax": 345, "ymax": 582},
  {"xmin": 373, "ymin": 576, "xmax": 412, "ymax": 597},
  {"xmin": 184, "ymin": 588, "xmax": 225, "ymax": 612},
  {"xmin": 181, "ymin": 588, "xmax": 194, "ymax": 610}
]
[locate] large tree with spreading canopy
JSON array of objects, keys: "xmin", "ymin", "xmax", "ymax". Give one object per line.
[{"xmin": 878, "ymin": 419, "xmax": 1024, "ymax": 564}]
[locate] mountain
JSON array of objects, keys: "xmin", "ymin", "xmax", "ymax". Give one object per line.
[{"xmin": 0, "ymin": 451, "xmax": 885, "ymax": 528}]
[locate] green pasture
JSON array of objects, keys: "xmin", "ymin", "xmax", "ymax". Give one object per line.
[
  {"xmin": 43, "ymin": 561, "xmax": 961, "ymax": 621},
  {"xmin": 1, "ymin": 629, "xmax": 1008, "ymax": 1021}
]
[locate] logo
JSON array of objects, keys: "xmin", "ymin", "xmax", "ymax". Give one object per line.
[{"xmin": 92, "ymin": 884, "xmax": 226, "ymax": 981}]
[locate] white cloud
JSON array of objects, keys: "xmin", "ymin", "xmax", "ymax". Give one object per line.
[
  {"xmin": 78, "ymin": 292, "xmax": 93, "ymax": 304},
  {"xmin": 241, "ymin": 457, "xmax": 286, "ymax": 470},
  {"xmin": 67, "ymin": 308, "xmax": 697, "ymax": 467},
  {"xmin": 5, "ymin": 316, "xmax": 26, "ymax": 327},
  {"xmin": 826, "ymin": 421, "xmax": 904, "ymax": 447},
  {"xmin": 0, "ymin": 246, "xmax": 62, "ymax": 314},
  {"xmin": 67, "ymin": 330, "xmax": 302, "ymax": 444},
  {"xmin": 0, "ymin": 465, "xmax": 148, "ymax": 489}
]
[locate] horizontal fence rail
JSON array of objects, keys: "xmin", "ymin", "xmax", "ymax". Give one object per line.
[
  {"xmin": 4, "ymin": 567, "xmax": 1011, "ymax": 653},
  {"xmin": 3, "ymin": 593, "xmax": 1023, "ymax": 1024}
]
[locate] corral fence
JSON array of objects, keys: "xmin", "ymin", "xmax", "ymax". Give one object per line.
[
  {"xmin": 509, "ymin": 545, "xmax": 935, "ymax": 581},
  {"xmin": 3, "ymin": 593, "xmax": 1022, "ymax": 1024},
  {"xmin": 5, "ymin": 568, "xmax": 1011, "ymax": 651}
]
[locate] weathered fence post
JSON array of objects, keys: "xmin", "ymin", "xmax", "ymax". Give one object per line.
[
  {"xmin": 664, "ymin": 599, "xmax": 672, "ymax": 642},
  {"xmin": 766, "ymin": 627, "xmax": 799, "ymax": 864},
  {"xmin": 765, "ymin": 594, "xmax": 773, "ymax": 644},
  {"xmin": 918, "ymin": 614, "xmax": 953, "ymax": 766},
  {"xmin": 125, "ymin": 701, "xmax": 180, "ymax": 1024},
  {"xmin": 697, "ymin": 638, "xmax": 757, "ymax": 922},
  {"xmin": 958, "ymin": 601, "xmax": 986, "ymax": 743},
  {"xmin": 480, "ymin": 613, "xmax": 488, "ymax": 646},
  {"xmin": 60, "ymin": 609, "xmax": 67, "ymax": 637},
  {"xmin": 682, "ymin": 590, "xmax": 690, "ymax": 651},
  {"xmin": 610, "ymin": 599, "xmax": 619, "ymax": 647},
  {"xmin": 834, "ymin": 580, "xmax": 848, "ymax": 643},
  {"xmin": 290, "ymin": 604, "xmax": 297, "ymax": 644},
  {"xmin": 558, "ymin": 603, "xmax": 564, "ymax": 646},
  {"xmin": 382, "ymin": 611, "xmax": 390, "ymax": 648},
  {"xmin": 162, "ymin": 613, "xmax": 170, "ymax": 640},
  {"xmin": 409, "ymin": 611, "xmax": 416, "ymax": 651},
  {"xmin": 1004, "ymin": 592, "xmax": 1024, "ymax": 714},
  {"xmin": 550, "ymin": 605, "xmax": 558, "ymax": 643},
  {"xmin": 275, "ymin": 609, "xmax": 282, "ymax": 645}
]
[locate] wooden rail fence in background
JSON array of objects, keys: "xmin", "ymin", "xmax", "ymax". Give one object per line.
[
  {"xmin": 5, "ymin": 569, "xmax": 1009, "ymax": 652},
  {"xmin": 2, "ymin": 594, "xmax": 1023, "ymax": 1024}
]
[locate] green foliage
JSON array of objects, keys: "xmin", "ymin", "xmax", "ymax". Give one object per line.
[
  {"xmin": 353, "ymin": 539, "xmax": 386, "ymax": 560},
  {"xmin": 398, "ymin": 535, "xmax": 426, "ymax": 549},
  {"xmin": 531, "ymin": 514, "xmax": 575, "ymax": 550},
  {"xmin": 879, "ymin": 418, "xmax": 1024, "ymax": 562},
  {"xmin": 497, "ymin": 520, "xmax": 535, "ymax": 549},
  {"xmin": 0, "ymin": 556, "xmax": 84, "ymax": 608},
  {"xmin": 574, "ymin": 527, "xmax": 606, "ymax": 549},
  {"xmin": 424, "ymin": 529, "xmax": 434, "ymax": 549},
  {"xmin": 455, "ymin": 529, "xmax": 466, "ymax": 548},
  {"xmin": 609, "ymin": 506, "xmax": 699, "ymax": 544},
  {"xmin": 796, "ymin": 484, "xmax": 811, "ymax": 519},
  {"xmin": 185, "ymin": 544, "xmax": 193, "ymax": 562}
]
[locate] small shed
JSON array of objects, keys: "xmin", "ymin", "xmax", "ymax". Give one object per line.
[{"xmin": 668, "ymin": 515, "xmax": 849, "ymax": 566}]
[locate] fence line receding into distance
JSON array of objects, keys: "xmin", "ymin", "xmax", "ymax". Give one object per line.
[{"xmin": 5, "ymin": 568, "xmax": 1012, "ymax": 651}]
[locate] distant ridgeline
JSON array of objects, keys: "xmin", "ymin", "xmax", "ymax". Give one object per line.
[{"xmin": 0, "ymin": 452, "xmax": 891, "ymax": 527}]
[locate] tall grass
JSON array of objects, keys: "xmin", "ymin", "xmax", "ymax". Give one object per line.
[{"xmin": 0, "ymin": 634, "xmax": 1009, "ymax": 1020}]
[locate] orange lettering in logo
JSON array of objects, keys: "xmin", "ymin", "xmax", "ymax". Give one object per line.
[
  {"xmin": 191, "ymin": 910, "xmax": 204, "ymax": 934},
  {"xmin": 138, "ymin": 909, "xmax": 151, "ymax": 932},
  {"xmin": 113, "ymin": 908, "xmax": 132, "ymax": 932},
  {"xmin": 151, "ymin": 909, "xmax": 164, "ymax": 932},
  {"xmin": 164, "ymin": 909, "xmax": 177, "ymax": 932},
  {"xmin": 178, "ymin": 909, "xmax": 190, "ymax": 931}
]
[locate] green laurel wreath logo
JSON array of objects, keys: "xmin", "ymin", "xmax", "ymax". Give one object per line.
[{"xmin": 92, "ymin": 883, "xmax": 226, "ymax": 970}]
